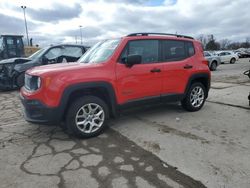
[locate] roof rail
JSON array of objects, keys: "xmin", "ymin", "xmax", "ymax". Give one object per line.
[{"xmin": 127, "ymin": 33, "xmax": 194, "ymax": 39}]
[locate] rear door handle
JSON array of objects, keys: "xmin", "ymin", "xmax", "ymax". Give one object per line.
[
  {"xmin": 150, "ymin": 68, "xmax": 161, "ymax": 73},
  {"xmin": 183, "ymin": 64, "xmax": 193, "ymax": 69}
]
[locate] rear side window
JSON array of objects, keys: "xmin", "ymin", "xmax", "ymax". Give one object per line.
[
  {"xmin": 162, "ymin": 40, "xmax": 195, "ymax": 62},
  {"xmin": 63, "ymin": 46, "xmax": 83, "ymax": 58},
  {"xmin": 120, "ymin": 40, "xmax": 159, "ymax": 64},
  {"xmin": 162, "ymin": 40, "xmax": 186, "ymax": 61},
  {"xmin": 186, "ymin": 41, "xmax": 195, "ymax": 56},
  {"xmin": 204, "ymin": 52, "xmax": 210, "ymax": 57}
]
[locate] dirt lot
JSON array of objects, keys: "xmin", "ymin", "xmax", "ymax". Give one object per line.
[{"xmin": 0, "ymin": 58, "xmax": 249, "ymax": 188}]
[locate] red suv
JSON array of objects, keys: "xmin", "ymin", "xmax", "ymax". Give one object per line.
[{"xmin": 20, "ymin": 33, "xmax": 210, "ymax": 138}]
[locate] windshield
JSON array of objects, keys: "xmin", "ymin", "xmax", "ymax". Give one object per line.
[
  {"xmin": 78, "ymin": 39, "xmax": 120, "ymax": 63},
  {"xmin": 28, "ymin": 47, "xmax": 48, "ymax": 60}
]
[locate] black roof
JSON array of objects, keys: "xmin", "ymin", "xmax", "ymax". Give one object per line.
[{"xmin": 127, "ymin": 33, "xmax": 194, "ymax": 39}]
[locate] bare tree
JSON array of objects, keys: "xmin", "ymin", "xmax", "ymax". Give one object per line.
[
  {"xmin": 220, "ymin": 39, "xmax": 230, "ymax": 50},
  {"xmin": 241, "ymin": 37, "xmax": 250, "ymax": 48},
  {"xmin": 206, "ymin": 35, "xmax": 220, "ymax": 50},
  {"xmin": 197, "ymin": 34, "xmax": 207, "ymax": 48}
]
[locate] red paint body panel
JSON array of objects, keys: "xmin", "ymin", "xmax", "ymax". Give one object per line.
[
  {"xmin": 20, "ymin": 35, "xmax": 210, "ymax": 109},
  {"xmin": 115, "ymin": 62, "xmax": 163, "ymax": 104}
]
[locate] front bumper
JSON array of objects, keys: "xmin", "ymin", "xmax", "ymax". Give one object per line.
[
  {"xmin": 20, "ymin": 94, "xmax": 62, "ymax": 124},
  {"xmin": 0, "ymin": 73, "xmax": 16, "ymax": 90}
]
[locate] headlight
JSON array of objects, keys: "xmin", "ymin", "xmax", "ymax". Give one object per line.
[
  {"xmin": 25, "ymin": 74, "xmax": 42, "ymax": 91},
  {"xmin": 37, "ymin": 77, "xmax": 41, "ymax": 88}
]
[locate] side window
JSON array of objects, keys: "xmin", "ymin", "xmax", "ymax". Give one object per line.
[
  {"xmin": 162, "ymin": 40, "xmax": 186, "ymax": 61},
  {"xmin": 6, "ymin": 37, "xmax": 17, "ymax": 56},
  {"xmin": 204, "ymin": 52, "xmax": 210, "ymax": 57},
  {"xmin": 186, "ymin": 41, "xmax": 195, "ymax": 57},
  {"xmin": 120, "ymin": 40, "xmax": 159, "ymax": 64},
  {"xmin": 63, "ymin": 46, "xmax": 83, "ymax": 58},
  {"xmin": 16, "ymin": 38, "xmax": 23, "ymax": 50},
  {"xmin": 44, "ymin": 47, "xmax": 62, "ymax": 59},
  {"xmin": 6, "ymin": 37, "xmax": 14, "ymax": 47}
]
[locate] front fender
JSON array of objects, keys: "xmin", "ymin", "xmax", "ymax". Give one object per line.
[
  {"xmin": 14, "ymin": 61, "xmax": 39, "ymax": 73},
  {"xmin": 59, "ymin": 81, "xmax": 118, "ymax": 118}
]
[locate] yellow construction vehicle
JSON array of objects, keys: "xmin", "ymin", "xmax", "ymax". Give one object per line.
[{"xmin": 0, "ymin": 35, "xmax": 39, "ymax": 60}]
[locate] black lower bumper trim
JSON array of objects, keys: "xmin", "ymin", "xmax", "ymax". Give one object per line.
[{"xmin": 20, "ymin": 94, "xmax": 62, "ymax": 125}]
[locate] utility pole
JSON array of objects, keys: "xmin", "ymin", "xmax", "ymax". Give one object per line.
[
  {"xmin": 79, "ymin": 25, "xmax": 83, "ymax": 44},
  {"xmin": 21, "ymin": 6, "xmax": 29, "ymax": 46}
]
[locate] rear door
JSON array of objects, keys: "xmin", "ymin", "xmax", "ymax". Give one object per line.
[
  {"xmin": 115, "ymin": 39, "xmax": 163, "ymax": 104},
  {"xmin": 224, "ymin": 52, "xmax": 232, "ymax": 62},
  {"xmin": 16, "ymin": 37, "xmax": 24, "ymax": 57},
  {"xmin": 219, "ymin": 52, "xmax": 227, "ymax": 62},
  {"xmin": 161, "ymin": 40, "xmax": 196, "ymax": 95}
]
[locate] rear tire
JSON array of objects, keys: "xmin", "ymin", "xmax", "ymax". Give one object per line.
[
  {"xmin": 16, "ymin": 72, "xmax": 25, "ymax": 88},
  {"xmin": 230, "ymin": 58, "xmax": 236, "ymax": 64},
  {"xmin": 66, "ymin": 96, "xmax": 109, "ymax": 138},
  {"xmin": 210, "ymin": 61, "xmax": 217, "ymax": 71},
  {"xmin": 181, "ymin": 82, "xmax": 206, "ymax": 112}
]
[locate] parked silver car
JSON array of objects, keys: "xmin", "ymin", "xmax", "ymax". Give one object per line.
[{"xmin": 204, "ymin": 51, "xmax": 221, "ymax": 71}]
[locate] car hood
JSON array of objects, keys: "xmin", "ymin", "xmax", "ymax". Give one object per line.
[
  {"xmin": 0, "ymin": 57, "xmax": 31, "ymax": 65},
  {"xmin": 26, "ymin": 62, "xmax": 101, "ymax": 76}
]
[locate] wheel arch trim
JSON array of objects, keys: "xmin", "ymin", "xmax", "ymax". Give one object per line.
[
  {"xmin": 59, "ymin": 81, "xmax": 118, "ymax": 119},
  {"xmin": 185, "ymin": 73, "xmax": 210, "ymax": 98}
]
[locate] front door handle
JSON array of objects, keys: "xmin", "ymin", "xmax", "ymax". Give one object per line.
[
  {"xmin": 183, "ymin": 64, "xmax": 193, "ymax": 69},
  {"xmin": 150, "ymin": 68, "xmax": 161, "ymax": 73}
]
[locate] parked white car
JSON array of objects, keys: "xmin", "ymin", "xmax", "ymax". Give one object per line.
[{"xmin": 216, "ymin": 51, "xmax": 239, "ymax": 64}]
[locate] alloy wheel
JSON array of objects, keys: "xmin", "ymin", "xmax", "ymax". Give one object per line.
[
  {"xmin": 75, "ymin": 103, "xmax": 105, "ymax": 134},
  {"xmin": 190, "ymin": 86, "xmax": 205, "ymax": 108}
]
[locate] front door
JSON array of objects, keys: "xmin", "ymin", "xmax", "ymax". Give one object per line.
[{"xmin": 115, "ymin": 39, "xmax": 163, "ymax": 104}]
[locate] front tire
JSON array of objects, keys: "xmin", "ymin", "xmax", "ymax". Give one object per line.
[
  {"xmin": 66, "ymin": 96, "xmax": 109, "ymax": 138},
  {"xmin": 16, "ymin": 72, "xmax": 25, "ymax": 88},
  {"xmin": 181, "ymin": 83, "xmax": 206, "ymax": 112}
]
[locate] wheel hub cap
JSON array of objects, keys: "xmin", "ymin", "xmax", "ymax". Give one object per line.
[
  {"xmin": 190, "ymin": 86, "xmax": 205, "ymax": 108},
  {"xmin": 75, "ymin": 103, "xmax": 105, "ymax": 134}
]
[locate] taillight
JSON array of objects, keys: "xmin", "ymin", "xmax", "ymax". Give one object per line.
[{"xmin": 202, "ymin": 60, "xmax": 209, "ymax": 66}]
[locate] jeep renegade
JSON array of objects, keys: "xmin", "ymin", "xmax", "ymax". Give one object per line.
[{"xmin": 20, "ymin": 33, "xmax": 210, "ymax": 138}]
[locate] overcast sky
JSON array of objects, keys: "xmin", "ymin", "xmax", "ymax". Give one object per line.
[{"xmin": 0, "ymin": 0, "xmax": 249, "ymax": 47}]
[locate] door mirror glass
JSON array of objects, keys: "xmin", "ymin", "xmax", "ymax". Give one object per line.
[
  {"xmin": 41, "ymin": 56, "xmax": 49, "ymax": 65},
  {"xmin": 125, "ymin": 54, "xmax": 142, "ymax": 67}
]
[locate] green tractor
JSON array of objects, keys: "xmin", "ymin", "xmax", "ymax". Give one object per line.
[{"xmin": 0, "ymin": 35, "xmax": 25, "ymax": 60}]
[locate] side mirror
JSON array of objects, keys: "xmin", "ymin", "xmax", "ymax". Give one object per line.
[
  {"xmin": 41, "ymin": 56, "xmax": 48, "ymax": 65},
  {"xmin": 125, "ymin": 54, "xmax": 142, "ymax": 67}
]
